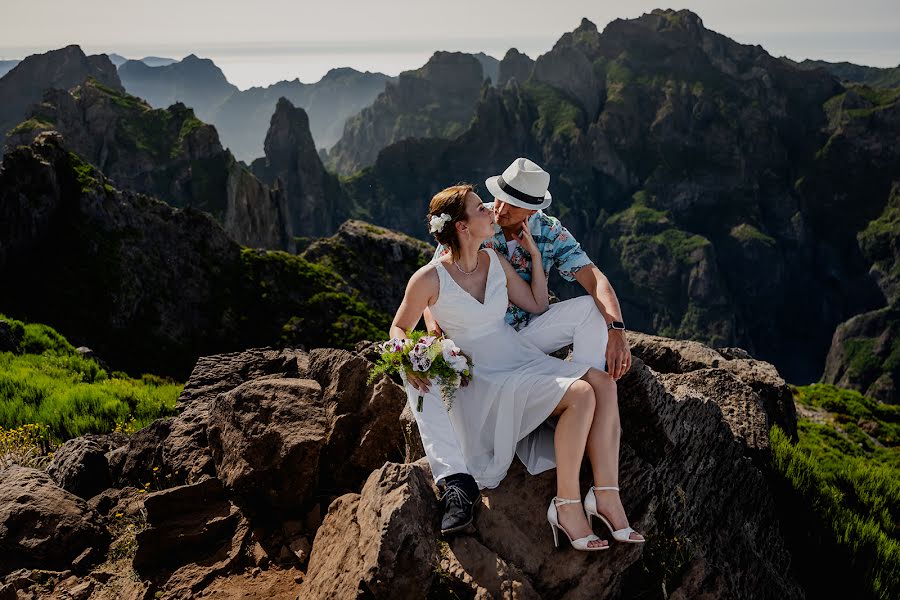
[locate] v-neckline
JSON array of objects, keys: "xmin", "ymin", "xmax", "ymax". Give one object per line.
[{"xmin": 438, "ymin": 249, "xmax": 493, "ymax": 306}]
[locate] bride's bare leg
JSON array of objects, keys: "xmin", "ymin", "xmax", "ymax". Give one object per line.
[
  {"xmin": 549, "ymin": 380, "xmax": 607, "ymax": 549},
  {"xmin": 582, "ymin": 368, "xmax": 643, "ymax": 541}
]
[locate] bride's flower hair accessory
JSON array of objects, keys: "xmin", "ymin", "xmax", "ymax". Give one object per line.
[{"xmin": 429, "ymin": 213, "xmax": 452, "ymax": 233}]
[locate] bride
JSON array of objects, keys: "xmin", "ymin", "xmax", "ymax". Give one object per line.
[{"xmin": 389, "ymin": 183, "xmax": 643, "ymax": 551}]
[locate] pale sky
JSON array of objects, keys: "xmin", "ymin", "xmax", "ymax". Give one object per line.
[{"xmin": 2, "ymin": 1, "xmax": 899, "ymax": 89}]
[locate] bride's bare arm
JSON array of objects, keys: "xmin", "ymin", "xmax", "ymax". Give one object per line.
[
  {"xmin": 422, "ymin": 306, "xmax": 443, "ymax": 336},
  {"xmin": 390, "ymin": 265, "xmax": 440, "ymax": 392},
  {"xmin": 499, "ymin": 238, "xmax": 549, "ymax": 315}
]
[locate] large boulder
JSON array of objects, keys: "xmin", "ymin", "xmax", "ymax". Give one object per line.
[
  {"xmin": 204, "ymin": 347, "xmax": 409, "ymax": 514},
  {"xmin": 302, "ymin": 342, "xmax": 805, "ymax": 598},
  {"xmin": 302, "ymin": 460, "xmax": 439, "ymax": 599},
  {"xmin": 206, "ymin": 377, "xmax": 328, "ymax": 511},
  {"xmin": 308, "ymin": 348, "xmax": 409, "ymax": 489},
  {"xmin": 46, "ymin": 432, "xmax": 127, "ymax": 499},
  {"xmin": 107, "ymin": 347, "xmax": 311, "ymax": 489},
  {"xmin": 629, "ymin": 331, "xmax": 799, "ymax": 440},
  {"xmin": 0, "ymin": 466, "xmax": 109, "ymax": 576}
]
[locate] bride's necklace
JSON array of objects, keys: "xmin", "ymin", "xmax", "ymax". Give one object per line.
[{"xmin": 454, "ymin": 254, "xmax": 479, "ymax": 275}]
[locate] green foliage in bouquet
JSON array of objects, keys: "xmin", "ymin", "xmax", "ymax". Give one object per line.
[{"xmin": 367, "ymin": 330, "xmax": 472, "ymax": 411}]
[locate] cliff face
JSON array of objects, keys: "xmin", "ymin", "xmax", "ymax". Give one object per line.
[
  {"xmin": 325, "ymin": 51, "xmax": 486, "ymax": 175},
  {"xmin": 824, "ymin": 181, "xmax": 900, "ymax": 402},
  {"xmin": 5, "ymin": 78, "xmax": 294, "ymax": 251},
  {"xmin": 0, "ymin": 45, "xmax": 121, "ymax": 148},
  {"xmin": 0, "ymin": 133, "xmax": 400, "ymax": 378},
  {"xmin": 250, "ymin": 97, "xmax": 351, "ymax": 238},
  {"xmin": 338, "ymin": 9, "xmax": 899, "ymax": 387}
]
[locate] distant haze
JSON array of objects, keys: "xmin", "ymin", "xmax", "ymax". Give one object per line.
[{"xmin": 2, "ymin": 1, "xmax": 898, "ymax": 89}]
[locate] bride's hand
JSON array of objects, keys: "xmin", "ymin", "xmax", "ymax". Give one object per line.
[
  {"xmin": 407, "ymin": 372, "xmax": 431, "ymax": 394},
  {"xmin": 517, "ymin": 219, "xmax": 539, "ymax": 256}
]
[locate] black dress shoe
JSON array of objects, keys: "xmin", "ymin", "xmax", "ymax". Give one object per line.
[{"xmin": 439, "ymin": 474, "xmax": 480, "ymax": 535}]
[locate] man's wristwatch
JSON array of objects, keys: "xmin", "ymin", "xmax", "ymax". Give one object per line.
[{"xmin": 607, "ymin": 321, "xmax": 626, "ymax": 331}]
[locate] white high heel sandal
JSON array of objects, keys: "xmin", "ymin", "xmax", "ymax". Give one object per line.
[
  {"xmin": 547, "ymin": 497, "xmax": 608, "ymax": 551},
  {"xmin": 584, "ymin": 486, "xmax": 645, "ymax": 544}
]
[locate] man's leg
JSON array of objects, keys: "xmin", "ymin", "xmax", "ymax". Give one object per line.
[
  {"xmin": 402, "ymin": 378, "xmax": 480, "ymax": 534},
  {"xmin": 518, "ymin": 296, "xmax": 609, "ymax": 370}
]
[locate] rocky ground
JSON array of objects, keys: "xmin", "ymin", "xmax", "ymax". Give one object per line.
[{"xmin": 1, "ymin": 332, "xmax": 809, "ymax": 599}]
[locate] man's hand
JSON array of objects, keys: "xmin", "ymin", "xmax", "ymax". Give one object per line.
[{"xmin": 606, "ymin": 329, "xmax": 632, "ymax": 380}]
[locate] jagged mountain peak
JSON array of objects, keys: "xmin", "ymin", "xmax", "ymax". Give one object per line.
[
  {"xmin": 498, "ymin": 48, "xmax": 535, "ymax": 85},
  {"xmin": 576, "ymin": 17, "xmax": 598, "ymax": 32},
  {"xmin": 0, "ymin": 45, "xmax": 122, "ymax": 147}
]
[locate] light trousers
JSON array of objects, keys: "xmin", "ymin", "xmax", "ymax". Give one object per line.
[{"xmin": 405, "ymin": 296, "xmax": 609, "ymax": 483}]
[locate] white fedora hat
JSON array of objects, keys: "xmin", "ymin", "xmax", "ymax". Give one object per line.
[{"xmin": 485, "ymin": 158, "xmax": 552, "ymax": 210}]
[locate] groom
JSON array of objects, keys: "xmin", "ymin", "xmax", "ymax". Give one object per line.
[{"xmin": 413, "ymin": 157, "xmax": 633, "ymax": 534}]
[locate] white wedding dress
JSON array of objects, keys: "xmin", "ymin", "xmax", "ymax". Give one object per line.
[{"xmin": 421, "ymin": 247, "xmax": 591, "ymax": 489}]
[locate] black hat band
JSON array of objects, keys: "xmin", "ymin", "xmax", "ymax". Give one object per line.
[{"xmin": 497, "ymin": 176, "xmax": 546, "ymax": 205}]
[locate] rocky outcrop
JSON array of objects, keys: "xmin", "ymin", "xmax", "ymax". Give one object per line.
[
  {"xmin": 628, "ymin": 331, "xmax": 799, "ymax": 442},
  {"xmin": 249, "ymin": 97, "xmax": 349, "ymax": 238},
  {"xmin": 46, "ymin": 433, "xmax": 127, "ymax": 500},
  {"xmin": 300, "ymin": 219, "xmax": 434, "ymax": 313},
  {"xmin": 5, "ymin": 78, "xmax": 294, "ymax": 251},
  {"xmin": 533, "ymin": 18, "xmax": 606, "ymax": 120},
  {"xmin": 207, "ymin": 378, "xmax": 329, "ymax": 510},
  {"xmin": 133, "ymin": 477, "xmax": 250, "ymax": 592},
  {"xmin": 325, "ymin": 51, "xmax": 486, "ymax": 175},
  {"xmin": 0, "ymin": 45, "xmax": 121, "ymax": 147},
  {"xmin": 823, "ymin": 304, "xmax": 900, "ymax": 403},
  {"xmin": 1, "ymin": 329, "xmax": 837, "ymax": 598},
  {"xmin": 302, "ymin": 461, "xmax": 439, "ymax": 599},
  {"xmin": 0, "ymin": 466, "xmax": 109, "ymax": 575},
  {"xmin": 0, "ymin": 134, "xmax": 393, "ymax": 378},
  {"xmin": 301, "ymin": 335, "xmax": 805, "ymax": 598}
]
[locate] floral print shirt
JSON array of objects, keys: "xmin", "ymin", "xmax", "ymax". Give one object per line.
[{"xmin": 433, "ymin": 203, "xmax": 593, "ymax": 329}]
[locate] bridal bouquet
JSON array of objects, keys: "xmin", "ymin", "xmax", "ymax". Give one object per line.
[{"xmin": 367, "ymin": 330, "xmax": 472, "ymax": 411}]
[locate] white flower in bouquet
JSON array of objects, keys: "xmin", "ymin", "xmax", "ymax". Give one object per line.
[{"xmin": 440, "ymin": 339, "xmax": 469, "ymax": 372}]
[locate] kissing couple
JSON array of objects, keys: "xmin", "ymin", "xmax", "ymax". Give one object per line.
[{"xmin": 389, "ymin": 158, "xmax": 644, "ymax": 551}]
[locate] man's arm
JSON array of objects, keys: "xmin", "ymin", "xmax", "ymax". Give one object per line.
[
  {"xmin": 573, "ymin": 265, "xmax": 631, "ymax": 380},
  {"xmin": 545, "ymin": 215, "xmax": 631, "ymax": 380}
]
